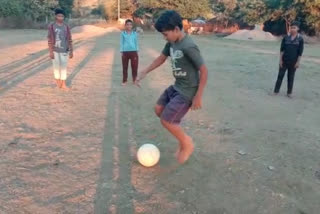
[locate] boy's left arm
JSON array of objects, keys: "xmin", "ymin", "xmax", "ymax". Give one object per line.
[
  {"xmin": 136, "ymin": 32, "xmax": 139, "ymax": 52},
  {"xmin": 67, "ymin": 25, "xmax": 73, "ymax": 58},
  {"xmin": 192, "ymin": 65, "xmax": 208, "ymax": 110},
  {"xmin": 184, "ymin": 46, "xmax": 208, "ymax": 110},
  {"xmin": 295, "ymin": 38, "xmax": 304, "ymax": 68}
]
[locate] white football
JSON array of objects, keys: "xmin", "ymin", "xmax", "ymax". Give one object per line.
[{"xmin": 137, "ymin": 144, "xmax": 160, "ymax": 167}]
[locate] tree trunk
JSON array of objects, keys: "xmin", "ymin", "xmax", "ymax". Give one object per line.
[
  {"xmin": 118, "ymin": 0, "xmax": 120, "ymax": 20},
  {"xmin": 285, "ymin": 19, "xmax": 289, "ymax": 34}
]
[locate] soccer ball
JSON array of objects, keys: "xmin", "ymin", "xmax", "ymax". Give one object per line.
[{"xmin": 137, "ymin": 144, "xmax": 160, "ymax": 167}]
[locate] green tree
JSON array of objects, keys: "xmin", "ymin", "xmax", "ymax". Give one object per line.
[
  {"xmin": 267, "ymin": 0, "xmax": 298, "ymax": 32},
  {"xmin": 239, "ymin": 0, "xmax": 269, "ymax": 25},
  {"xmin": 296, "ymin": 0, "xmax": 320, "ymax": 35},
  {"xmin": 0, "ymin": 0, "xmax": 23, "ymax": 17},
  {"xmin": 58, "ymin": 0, "xmax": 74, "ymax": 17},
  {"xmin": 120, "ymin": 0, "xmax": 135, "ymax": 17},
  {"xmin": 211, "ymin": 0, "xmax": 238, "ymax": 15},
  {"xmin": 139, "ymin": 0, "xmax": 211, "ymax": 19},
  {"xmin": 211, "ymin": 0, "xmax": 239, "ymax": 27},
  {"xmin": 92, "ymin": 4, "xmax": 109, "ymax": 20},
  {"xmin": 97, "ymin": 0, "xmax": 136, "ymax": 20},
  {"xmin": 22, "ymin": 0, "xmax": 58, "ymax": 21},
  {"xmin": 101, "ymin": 0, "xmax": 116, "ymax": 19},
  {"xmin": 175, "ymin": 0, "xmax": 211, "ymax": 19}
]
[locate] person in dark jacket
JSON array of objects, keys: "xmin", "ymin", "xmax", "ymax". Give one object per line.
[
  {"xmin": 48, "ymin": 9, "xmax": 73, "ymax": 90},
  {"xmin": 274, "ymin": 21, "xmax": 304, "ymax": 98}
]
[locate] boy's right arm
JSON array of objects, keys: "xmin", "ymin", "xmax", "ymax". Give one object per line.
[
  {"xmin": 135, "ymin": 54, "xmax": 167, "ymax": 85},
  {"xmin": 279, "ymin": 52, "xmax": 284, "ymax": 68},
  {"xmin": 120, "ymin": 32, "xmax": 124, "ymax": 55},
  {"xmin": 47, "ymin": 24, "xmax": 54, "ymax": 59},
  {"xmin": 135, "ymin": 43, "xmax": 170, "ymax": 86},
  {"xmin": 279, "ymin": 37, "xmax": 285, "ymax": 67},
  {"xmin": 142, "ymin": 54, "xmax": 167, "ymax": 74}
]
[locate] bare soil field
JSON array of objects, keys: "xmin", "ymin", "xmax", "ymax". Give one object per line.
[{"xmin": 0, "ymin": 29, "xmax": 319, "ymax": 214}]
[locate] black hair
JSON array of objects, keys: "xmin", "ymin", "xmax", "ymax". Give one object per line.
[
  {"xmin": 155, "ymin": 10, "xmax": 182, "ymax": 32},
  {"xmin": 55, "ymin": 8, "xmax": 65, "ymax": 16},
  {"xmin": 291, "ymin": 21, "xmax": 300, "ymax": 28},
  {"xmin": 125, "ymin": 19, "xmax": 133, "ymax": 25}
]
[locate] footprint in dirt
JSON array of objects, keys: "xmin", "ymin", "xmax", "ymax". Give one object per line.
[
  {"xmin": 8, "ymin": 137, "xmax": 20, "ymax": 146},
  {"xmin": 315, "ymin": 170, "xmax": 320, "ymax": 180},
  {"xmin": 39, "ymin": 84, "xmax": 56, "ymax": 89}
]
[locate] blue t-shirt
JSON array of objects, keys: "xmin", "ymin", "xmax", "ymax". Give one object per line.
[{"xmin": 120, "ymin": 31, "xmax": 139, "ymax": 52}]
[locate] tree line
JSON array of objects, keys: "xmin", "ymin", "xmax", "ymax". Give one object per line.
[
  {"xmin": 0, "ymin": 0, "xmax": 319, "ymax": 35},
  {"xmin": 0, "ymin": 0, "xmax": 73, "ymax": 21},
  {"xmin": 134, "ymin": 0, "xmax": 320, "ymax": 36}
]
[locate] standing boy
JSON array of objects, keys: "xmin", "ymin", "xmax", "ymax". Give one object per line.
[
  {"xmin": 48, "ymin": 9, "xmax": 73, "ymax": 90},
  {"xmin": 135, "ymin": 11, "xmax": 208, "ymax": 164},
  {"xmin": 274, "ymin": 21, "xmax": 304, "ymax": 98},
  {"xmin": 120, "ymin": 19, "xmax": 139, "ymax": 85}
]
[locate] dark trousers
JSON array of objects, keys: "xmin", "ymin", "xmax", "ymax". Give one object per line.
[
  {"xmin": 122, "ymin": 51, "xmax": 138, "ymax": 83},
  {"xmin": 274, "ymin": 61, "xmax": 297, "ymax": 94}
]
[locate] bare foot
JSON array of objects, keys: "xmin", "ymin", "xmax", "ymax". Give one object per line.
[
  {"xmin": 61, "ymin": 85, "xmax": 70, "ymax": 91},
  {"xmin": 55, "ymin": 80, "xmax": 61, "ymax": 88},
  {"xmin": 178, "ymin": 136, "xmax": 194, "ymax": 164}
]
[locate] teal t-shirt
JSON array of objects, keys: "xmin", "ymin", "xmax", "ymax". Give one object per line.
[
  {"xmin": 120, "ymin": 31, "xmax": 139, "ymax": 52},
  {"xmin": 162, "ymin": 35, "xmax": 204, "ymax": 100}
]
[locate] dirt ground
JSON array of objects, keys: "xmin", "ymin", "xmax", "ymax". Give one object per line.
[{"xmin": 0, "ymin": 29, "xmax": 320, "ymax": 214}]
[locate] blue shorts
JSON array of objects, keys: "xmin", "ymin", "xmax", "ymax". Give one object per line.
[{"xmin": 157, "ymin": 86, "xmax": 192, "ymax": 124}]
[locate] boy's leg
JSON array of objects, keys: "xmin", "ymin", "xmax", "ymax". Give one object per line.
[
  {"xmin": 122, "ymin": 52, "xmax": 129, "ymax": 84},
  {"xmin": 161, "ymin": 120, "xmax": 194, "ymax": 164},
  {"xmin": 131, "ymin": 52, "xmax": 139, "ymax": 83},
  {"xmin": 274, "ymin": 65, "xmax": 287, "ymax": 94},
  {"xmin": 60, "ymin": 52, "xmax": 69, "ymax": 90},
  {"xmin": 159, "ymin": 91, "xmax": 193, "ymax": 164},
  {"xmin": 155, "ymin": 104, "xmax": 165, "ymax": 117},
  {"xmin": 155, "ymin": 104, "xmax": 183, "ymax": 159},
  {"xmin": 155, "ymin": 86, "xmax": 172, "ymax": 117},
  {"xmin": 52, "ymin": 52, "xmax": 61, "ymax": 87},
  {"xmin": 156, "ymin": 86, "xmax": 183, "ymax": 158},
  {"xmin": 287, "ymin": 63, "xmax": 296, "ymax": 96}
]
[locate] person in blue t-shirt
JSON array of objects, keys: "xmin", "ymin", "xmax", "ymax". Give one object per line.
[{"xmin": 120, "ymin": 19, "xmax": 139, "ymax": 86}]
